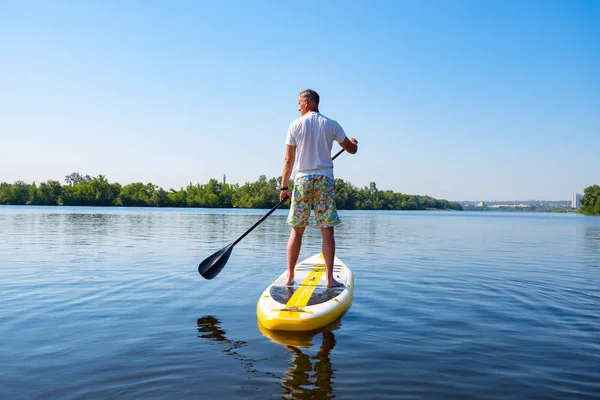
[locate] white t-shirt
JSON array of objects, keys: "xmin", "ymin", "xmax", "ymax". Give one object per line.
[{"xmin": 285, "ymin": 111, "xmax": 347, "ymax": 180}]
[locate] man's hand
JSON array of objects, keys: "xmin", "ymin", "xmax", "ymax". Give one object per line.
[
  {"xmin": 280, "ymin": 189, "xmax": 291, "ymax": 203},
  {"xmin": 340, "ymin": 137, "xmax": 358, "ymax": 154}
]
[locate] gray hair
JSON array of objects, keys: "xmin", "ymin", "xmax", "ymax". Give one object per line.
[{"xmin": 298, "ymin": 89, "xmax": 320, "ymax": 106}]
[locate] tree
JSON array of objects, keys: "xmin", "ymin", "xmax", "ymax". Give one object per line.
[
  {"xmin": 35, "ymin": 180, "xmax": 63, "ymax": 205},
  {"xmin": 168, "ymin": 188, "xmax": 187, "ymax": 207},
  {"xmin": 334, "ymin": 179, "xmax": 349, "ymax": 209},
  {"xmin": 0, "ymin": 183, "xmax": 9, "ymax": 204},
  {"xmin": 118, "ymin": 182, "xmax": 156, "ymax": 207},
  {"xmin": 151, "ymin": 188, "xmax": 170, "ymax": 207},
  {"xmin": 65, "ymin": 172, "xmax": 92, "ymax": 186},
  {"xmin": 2, "ymin": 181, "xmax": 30, "ymax": 205},
  {"xmin": 580, "ymin": 185, "xmax": 600, "ymax": 215},
  {"xmin": 233, "ymin": 175, "xmax": 280, "ymax": 208},
  {"xmin": 88, "ymin": 175, "xmax": 121, "ymax": 206}
]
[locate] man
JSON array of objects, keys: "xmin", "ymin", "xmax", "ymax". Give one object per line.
[{"xmin": 280, "ymin": 89, "xmax": 358, "ymax": 287}]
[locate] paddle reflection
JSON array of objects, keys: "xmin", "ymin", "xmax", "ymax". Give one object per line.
[
  {"xmin": 196, "ymin": 316, "xmax": 256, "ymax": 372},
  {"xmin": 196, "ymin": 315, "xmax": 341, "ymax": 399},
  {"xmin": 258, "ymin": 321, "xmax": 341, "ymax": 399}
]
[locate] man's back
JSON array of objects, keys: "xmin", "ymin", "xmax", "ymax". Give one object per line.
[{"xmin": 286, "ymin": 111, "xmax": 346, "ymax": 179}]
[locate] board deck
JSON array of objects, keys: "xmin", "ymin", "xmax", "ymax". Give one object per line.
[{"xmin": 257, "ymin": 253, "xmax": 354, "ymax": 331}]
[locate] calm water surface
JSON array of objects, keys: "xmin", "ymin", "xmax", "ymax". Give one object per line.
[{"xmin": 1, "ymin": 206, "xmax": 599, "ymax": 399}]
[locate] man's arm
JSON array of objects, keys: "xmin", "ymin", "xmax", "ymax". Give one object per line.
[
  {"xmin": 339, "ymin": 137, "xmax": 358, "ymax": 154},
  {"xmin": 280, "ymin": 145, "xmax": 295, "ymax": 202}
]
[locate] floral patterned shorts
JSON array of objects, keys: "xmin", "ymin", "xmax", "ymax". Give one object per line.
[{"xmin": 287, "ymin": 175, "xmax": 341, "ymax": 228}]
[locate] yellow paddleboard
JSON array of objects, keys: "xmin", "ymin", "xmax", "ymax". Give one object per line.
[{"xmin": 257, "ymin": 253, "xmax": 354, "ymax": 331}]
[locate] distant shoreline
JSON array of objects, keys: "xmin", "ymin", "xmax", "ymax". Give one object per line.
[
  {"xmin": 0, "ymin": 174, "xmax": 463, "ymax": 211},
  {"xmin": 0, "ymin": 203, "xmax": 587, "ymax": 214}
]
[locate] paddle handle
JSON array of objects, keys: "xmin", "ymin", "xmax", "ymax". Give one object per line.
[
  {"xmin": 331, "ymin": 148, "xmax": 345, "ymax": 161},
  {"xmin": 231, "ymin": 149, "xmax": 345, "ymax": 246}
]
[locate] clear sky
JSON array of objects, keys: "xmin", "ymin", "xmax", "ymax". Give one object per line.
[{"xmin": 1, "ymin": 0, "xmax": 598, "ymax": 201}]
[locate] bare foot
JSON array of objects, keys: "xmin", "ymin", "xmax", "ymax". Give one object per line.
[
  {"xmin": 326, "ymin": 278, "xmax": 344, "ymax": 288},
  {"xmin": 283, "ymin": 271, "xmax": 295, "ymax": 286}
]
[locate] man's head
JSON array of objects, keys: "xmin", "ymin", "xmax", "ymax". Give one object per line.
[{"xmin": 298, "ymin": 89, "xmax": 320, "ymax": 115}]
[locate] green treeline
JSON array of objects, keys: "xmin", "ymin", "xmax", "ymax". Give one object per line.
[
  {"xmin": 0, "ymin": 172, "xmax": 463, "ymax": 211},
  {"xmin": 580, "ymin": 185, "xmax": 600, "ymax": 215}
]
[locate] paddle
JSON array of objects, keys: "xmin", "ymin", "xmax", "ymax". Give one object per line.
[{"xmin": 198, "ymin": 148, "xmax": 345, "ymax": 279}]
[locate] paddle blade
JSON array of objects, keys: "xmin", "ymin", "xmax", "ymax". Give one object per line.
[{"xmin": 198, "ymin": 243, "xmax": 234, "ymax": 279}]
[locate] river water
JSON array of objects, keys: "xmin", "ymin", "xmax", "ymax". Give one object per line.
[{"xmin": 1, "ymin": 206, "xmax": 599, "ymax": 399}]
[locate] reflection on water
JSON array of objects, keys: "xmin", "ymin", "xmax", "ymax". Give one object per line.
[
  {"xmin": 197, "ymin": 315, "xmax": 340, "ymax": 399},
  {"xmin": 197, "ymin": 315, "xmax": 246, "ymax": 347},
  {"xmin": 280, "ymin": 333, "xmax": 335, "ymax": 400},
  {"xmin": 196, "ymin": 316, "xmax": 262, "ymax": 376},
  {"xmin": 258, "ymin": 321, "xmax": 342, "ymax": 399}
]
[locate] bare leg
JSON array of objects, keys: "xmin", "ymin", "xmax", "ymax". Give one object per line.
[
  {"xmin": 285, "ymin": 226, "xmax": 305, "ymax": 285},
  {"xmin": 321, "ymin": 227, "xmax": 343, "ymax": 287}
]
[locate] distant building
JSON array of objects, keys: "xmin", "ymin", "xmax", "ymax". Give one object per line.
[
  {"xmin": 477, "ymin": 201, "xmax": 485, "ymax": 207},
  {"xmin": 572, "ymin": 193, "xmax": 582, "ymax": 209}
]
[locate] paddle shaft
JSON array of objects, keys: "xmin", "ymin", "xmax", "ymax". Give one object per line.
[{"xmin": 231, "ymin": 148, "xmax": 345, "ymax": 246}]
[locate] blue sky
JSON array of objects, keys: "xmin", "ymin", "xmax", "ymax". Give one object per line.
[{"xmin": 1, "ymin": 0, "xmax": 598, "ymax": 201}]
